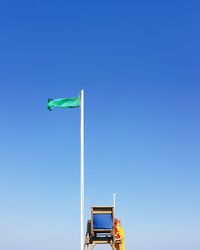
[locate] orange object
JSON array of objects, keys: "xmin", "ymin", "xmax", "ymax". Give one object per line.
[{"xmin": 114, "ymin": 219, "xmax": 121, "ymax": 241}]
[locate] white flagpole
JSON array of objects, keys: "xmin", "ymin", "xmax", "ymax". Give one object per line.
[
  {"xmin": 80, "ymin": 89, "xmax": 84, "ymax": 250},
  {"xmin": 113, "ymin": 193, "xmax": 116, "ymax": 212}
]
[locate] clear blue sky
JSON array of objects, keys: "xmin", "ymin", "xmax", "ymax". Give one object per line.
[{"xmin": 0, "ymin": 1, "xmax": 200, "ymax": 250}]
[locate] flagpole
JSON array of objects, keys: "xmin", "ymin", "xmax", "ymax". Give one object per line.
[
  {"xmin": 80, "ymin": 89, "xmax": 84, "ymax": 250},
  {"xmin": 113, "ymin": 193, "xmax": 116, "ymax": 212}
]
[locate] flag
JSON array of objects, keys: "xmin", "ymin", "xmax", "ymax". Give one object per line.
[{"xmin": 47, "ymin": 97, "xmax": 80, "ymax": 111}]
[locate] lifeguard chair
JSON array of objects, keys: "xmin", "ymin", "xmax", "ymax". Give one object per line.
[{"xmin": 85, "ymin": 206, "xmax": 123, "ymax": 250}]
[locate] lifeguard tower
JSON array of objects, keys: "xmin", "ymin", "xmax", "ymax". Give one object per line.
[{"xmin": 84, "ymin": 206, "xmax": 123, "ymax": 250}]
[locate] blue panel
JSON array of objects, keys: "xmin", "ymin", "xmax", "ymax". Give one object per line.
[{"xmin": 93, "ymin": 214, "xmax": 113, "ymax": 229}]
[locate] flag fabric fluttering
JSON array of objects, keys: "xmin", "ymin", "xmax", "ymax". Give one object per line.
[{"xmin": 47, "ymin": 97, "xmax": 80, "ymax": 111}]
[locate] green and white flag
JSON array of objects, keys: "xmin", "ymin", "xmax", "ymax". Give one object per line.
[
  {"xmin": 47, "ymin": 97, "xmax": 80, "ymax": 111},
  {"xmin": 47, "ymin": 90, "xmax": 85, "ymax": 250}
]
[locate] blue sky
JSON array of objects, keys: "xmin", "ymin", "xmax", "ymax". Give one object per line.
[{"xmin": 0, "ymin": 1, "xmax": 200, "ymax": 250}]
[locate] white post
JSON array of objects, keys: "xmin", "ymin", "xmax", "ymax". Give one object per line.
[
  {"xmin": 113, "ymin": 193, "xmax": 116, "ymax": 212},
  {"xmin": 80, "ymin": 89, "xmax": 84, "ymax": 250}
]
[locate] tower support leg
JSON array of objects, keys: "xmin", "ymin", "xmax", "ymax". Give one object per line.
[{"xmin": 84, "ymin": 244, "xmax": 95, "ymax": 250}]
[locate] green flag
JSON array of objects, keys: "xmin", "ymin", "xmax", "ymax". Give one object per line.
[{"xmin": 47, "ymin": 97, "xmax": 80, "ymax": 111}]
